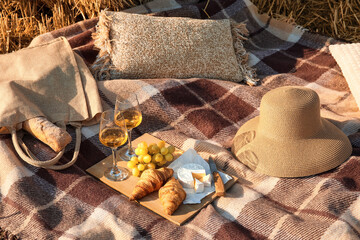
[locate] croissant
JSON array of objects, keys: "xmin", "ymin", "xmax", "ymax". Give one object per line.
[
  {"xmin": 159, "ymin": 177, "xmax": 186, "ymax": 215},
  {"xmin": 129, "ymin": 167, "xmax": 174, "ymax": 201}
]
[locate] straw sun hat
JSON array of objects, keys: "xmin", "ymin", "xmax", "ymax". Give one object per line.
[{"xmin": 232, "ymin": 86, "xmax": 352, "ymax": 177}]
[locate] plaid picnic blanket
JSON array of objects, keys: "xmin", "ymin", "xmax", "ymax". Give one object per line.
[{"xmin": 1, "ymin": 0, "xmax": 360, "ymax": 239}]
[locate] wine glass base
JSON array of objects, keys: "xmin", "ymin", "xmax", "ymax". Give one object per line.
[
  {"xmin": 119, "ymin": 147, "xmax": 136, "ymax": 161},
  {"xmin": 104, "ymin": 167, "xmax": 129, "ymax": 181}
]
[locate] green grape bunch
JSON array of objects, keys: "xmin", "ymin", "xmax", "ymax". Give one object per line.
[{"xmin": 127, "ymin": 140, "xmax": 176, "ymax": 177}]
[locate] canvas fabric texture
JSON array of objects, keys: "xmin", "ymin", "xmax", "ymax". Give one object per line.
[
  {"xmin": 0, "ymin": 37, "xmax": 102, "ymax": 128},
  {"xmin": 0, "ymin": 36, "xmax": 102, "ymax": 170},
  {"xmin": 1, "ymin": 0, "xmax": 360, "ymax": 239}
]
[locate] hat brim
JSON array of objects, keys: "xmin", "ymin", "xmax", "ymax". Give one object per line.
[{"xmin": 232, "ymin": 117, "xmax": 352, "ymax": 177}]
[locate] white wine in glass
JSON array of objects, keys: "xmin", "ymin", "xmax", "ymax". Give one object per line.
[
  {"xmin": 115, "ymin": 92, "xmax": 142, "ymax": 161},
  {"xmin": 99, "ymin": 110, "xmax": 129, "ymax": 181},
  {"xmin": 115, "ymin": 109, "xmax": 142, "ymax": 130}
]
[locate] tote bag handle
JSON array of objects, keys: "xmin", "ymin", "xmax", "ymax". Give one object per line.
[{"xmin": 11, "ymin": 123, "xmax": 81, "ymax": 170}]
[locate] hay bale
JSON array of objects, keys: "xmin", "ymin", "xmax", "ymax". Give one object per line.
[
  {"xmin": 252, "ymin": 0, "xmax": 360, "ymax": 43},
  {"xmin": 0, "ymin": 0, "xmax": 146, "ymax": 54},
  {"xmin": 0, "ymin": 0, "xmax": 359, "ymax": 54}
]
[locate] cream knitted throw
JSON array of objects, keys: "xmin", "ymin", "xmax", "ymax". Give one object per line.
[{"xmin": 330, "ymin": 43, "xmax": 360, "ymax": 109}]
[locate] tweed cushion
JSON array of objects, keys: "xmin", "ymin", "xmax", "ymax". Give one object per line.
[{"xmin": 91, "ymin": 11, "xmax": 257, "ymax": 85}]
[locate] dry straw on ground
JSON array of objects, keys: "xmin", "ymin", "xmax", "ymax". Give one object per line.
[
  {"xmin": 0, "ymin": 0, "xmax": 145, "ymax": 54},
  {"xmin": 0, "ymin": 0, "xmax": 359, "ymax": 54},
  {"xmin": 252, "ymin": 0, "xmax": 360, "ymax": 43}
]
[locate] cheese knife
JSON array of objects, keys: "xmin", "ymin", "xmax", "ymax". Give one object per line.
[{"xmin": 208, "ymin": 156, "xmax": 225, "ymax": 197}]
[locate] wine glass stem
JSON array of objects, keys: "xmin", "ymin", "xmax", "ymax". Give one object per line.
[
  {"xmin": 127, "ymin": 129, "xmax": 134, "ymax": 155},
  {"xmin": 111, "ymin": 148, "xmax": 118, "ymax": 171}
]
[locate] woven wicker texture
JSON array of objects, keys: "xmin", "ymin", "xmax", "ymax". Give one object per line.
[
  {"xmin": 232, "ymin": 86, "xmax": 352, "ymax": 177},
  {"xmin": 92, "ymin": 11, "xmax": 256, "ymax": 84}
]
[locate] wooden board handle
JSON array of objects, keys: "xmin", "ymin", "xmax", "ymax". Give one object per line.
[{"xmin": 213, "ymin": 171, "xmax": 225, "ymax": 197}]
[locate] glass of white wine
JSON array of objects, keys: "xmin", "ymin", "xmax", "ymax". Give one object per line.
[
  {"xmin": 115, "ymin": 92, "xmax": 142, "ymax": 161},
  {"xmin": 99, "ymin": 110, "xmax": 129, "ymax": 181}
]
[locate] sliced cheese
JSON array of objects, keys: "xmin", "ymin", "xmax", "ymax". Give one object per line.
[
  {"xmin": 194, "ymin": 178, "xmax": 204, "ymax": 193},
  {"xmin": 191, "ymin": 170, "xmax": 206, "ymax": 180},
  {"xmin": 200, "ymin": 174, "xmax": 212, "ymax": 187},
  {"xmin": 177, "ymin": 163, "xmax": 205, "ymax": 189}
]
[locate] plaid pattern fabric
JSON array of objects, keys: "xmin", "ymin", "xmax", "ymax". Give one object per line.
[{"xmin": 1, "ymin": 0, "xmax": 360, "ymax": 239}]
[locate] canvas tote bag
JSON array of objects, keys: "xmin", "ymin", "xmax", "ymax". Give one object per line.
[{"xmin": 0, "ymin": 37, "xmax": 102, "ymax": 170}]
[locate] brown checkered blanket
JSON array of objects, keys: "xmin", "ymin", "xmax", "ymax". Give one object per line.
[{"xmin": 1, "ymin": 0, "xmax": 360, "ymax": 239}]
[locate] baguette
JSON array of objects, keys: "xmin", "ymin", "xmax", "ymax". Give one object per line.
[{"xmin": 22, "ymin": 117, "xmax": 72, "ymax": 152}]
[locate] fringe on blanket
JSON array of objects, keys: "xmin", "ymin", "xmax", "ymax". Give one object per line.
[
  {"xmin": 91, "ymin": 11, "xmax": 259, "ymax": 86},
  {"xmin": 230, "ymin": 20, "xmax": 259, "ymax": 86},
  {"xmin": 91, "ymin": 11, "xmax": 122, "ymax": 81},
  {"xmin": 0, "ymin": 226, "xmax": 19, "ymax": 240}
]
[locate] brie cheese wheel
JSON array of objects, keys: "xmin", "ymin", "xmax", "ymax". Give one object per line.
[
  {"xmin": 177, "ymin": 163, "xmax": 206, "ymax": 189},
  {"xmin": 194, "ymin": 178, "xmax": 204, "ymax": 193},
  {"xmin": 200, "ymin": 174, "xmax": 212, "ymax": 187}
]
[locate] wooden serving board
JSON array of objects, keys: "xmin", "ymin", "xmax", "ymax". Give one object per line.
[{"xmin": 86, "ymin": 133, "xmax": 238, "ymax": 226}]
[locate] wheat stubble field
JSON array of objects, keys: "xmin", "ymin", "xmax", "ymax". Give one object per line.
[
  {"xmin": 0, "ymin": 0, "xmax": 360, "ymax": 53},
  {"xmin": 0, "ymin": 0, "xmax": 145, "ymax": 54},
  {"xmin": 1, "ymin": 0, "xmax": 359, "ymax": 55}
]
